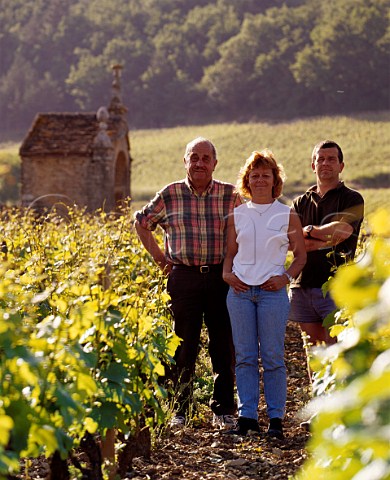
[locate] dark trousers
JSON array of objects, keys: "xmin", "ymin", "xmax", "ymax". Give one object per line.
[{"xmin": 167, "ymin": 266, "xmax": 236, "ymax": 416}]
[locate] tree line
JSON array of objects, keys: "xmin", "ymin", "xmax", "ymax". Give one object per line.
[{"xmin": 0, "ymin": 0, "xmax": 389, "ymax": 134}]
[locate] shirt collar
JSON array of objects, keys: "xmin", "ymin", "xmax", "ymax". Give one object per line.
[
  {"xmin": 308, "ymin": 181, "xmax": 344, "ymax": 195},
  {"xmin": 185, "ymin": 177, "xmax": 214, "ymax": 196}
]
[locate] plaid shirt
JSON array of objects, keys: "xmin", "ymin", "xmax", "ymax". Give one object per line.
[{"xmin": 135, "ymin": 178, "xmax": 240, "ymax": 265}]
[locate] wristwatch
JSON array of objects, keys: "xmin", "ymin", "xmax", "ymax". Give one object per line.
[{"xmin": 305, "ymin": 224, "xmax": 314, "ymax": 238}]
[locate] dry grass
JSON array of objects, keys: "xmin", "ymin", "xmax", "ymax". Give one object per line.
[
  {"xmin": 1, "ymin": 112, "xmax": 389, "ymax": 213},
  {"xmin": 131, "ymin": 112, "xmax": 390, "ymax": 214}
]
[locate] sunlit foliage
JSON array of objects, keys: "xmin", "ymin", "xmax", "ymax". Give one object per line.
[
  {"xmin": 0, "ymin": 204, "xmax": 179, "ymax": 477},
  {"xmin": 296, "ymin": 209, "xmax": 390, "ymax": 480}
]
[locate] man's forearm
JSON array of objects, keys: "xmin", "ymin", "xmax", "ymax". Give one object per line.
[
  {"xmin": 304, "ymin": 238, "xmax": 331, "ymax": 252},
  {"xmin": 304, "ymin": 221, "xmax": 353, "ymax": 245}
]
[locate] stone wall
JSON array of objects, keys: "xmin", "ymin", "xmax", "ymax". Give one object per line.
[{"xmin": 21, "ymin": 155, "xmax": 91, "ymax": 210}]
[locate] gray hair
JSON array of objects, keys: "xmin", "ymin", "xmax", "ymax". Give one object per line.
[{"xmin": 184, "ymin": 137, "xmax": 217, "ymax": 160}]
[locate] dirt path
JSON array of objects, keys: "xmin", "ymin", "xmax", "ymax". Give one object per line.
[{"xmin": 130, "ymin": 321, "xmax": 311, "ymax": 479}]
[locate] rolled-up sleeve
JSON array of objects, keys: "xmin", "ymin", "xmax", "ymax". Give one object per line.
[{"xmin": 134, "ymin": 192, "xmax": 167, "ymax": 231}]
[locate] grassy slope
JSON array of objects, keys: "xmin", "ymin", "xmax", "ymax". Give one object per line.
[
  {"xmin": 1, "ymin": 112, "xmax": 389, "ymax": 213},
  {"xmin": 131, "ymin": 112, "xmax": 390, "ymax": 215}
]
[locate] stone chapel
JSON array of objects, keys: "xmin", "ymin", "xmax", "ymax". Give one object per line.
[{"xmin": 19, "ymin": 65, "xmax": 131, "ymax": 212}]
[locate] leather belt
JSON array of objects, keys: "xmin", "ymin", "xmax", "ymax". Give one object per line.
[{"xmin": 172, "ymin": 263, "xmax": 223, "ymax": 274}]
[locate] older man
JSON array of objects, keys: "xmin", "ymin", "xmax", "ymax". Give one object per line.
[{"xmin": 134, "ymin": 137, "xmax": 240, "ymax": 428}]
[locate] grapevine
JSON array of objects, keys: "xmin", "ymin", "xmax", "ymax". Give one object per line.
[{"xmin": 0, "ymin": 204, "xmax": 179, "ymax": 479}]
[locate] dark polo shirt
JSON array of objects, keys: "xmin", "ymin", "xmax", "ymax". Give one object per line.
[{"xmin": 291, "ymin": 182, "xmax": 364, "ymax": 289}]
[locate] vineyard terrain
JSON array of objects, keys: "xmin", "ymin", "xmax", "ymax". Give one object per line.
[{"xmin": 16, "ymin": 322, "xmax": 311, "ymax": 480}]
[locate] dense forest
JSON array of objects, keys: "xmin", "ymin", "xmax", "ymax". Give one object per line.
[{"xmin": 0, "ymin": 0, "xmax": 389, "ymax": 134}]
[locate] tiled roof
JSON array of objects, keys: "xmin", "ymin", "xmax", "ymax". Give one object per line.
[{"xmin": 19, "ymin": 112, "xmax": 121, "ymax": 157}]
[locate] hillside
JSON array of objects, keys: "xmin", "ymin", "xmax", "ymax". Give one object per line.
[
  {"xmin": 1, "ymin": 112, "xmax": 389, "ymax": 214},
  {"xmin": 1, "ymin": 0, "xmax": 388, "ymax": 133},
  {"xmin": 130, "ymin": 112, "xmax": 390, "ymax": 215}
]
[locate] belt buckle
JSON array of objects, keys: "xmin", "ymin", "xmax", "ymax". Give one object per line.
[{"xmin": 200, "ymin": 265, "xmax": 209, "ymax": 273}]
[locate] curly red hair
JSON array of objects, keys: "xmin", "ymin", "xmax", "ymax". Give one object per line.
[{"xmin": 237, "ymin": 149, "xmax": 285, "ymax": 199}]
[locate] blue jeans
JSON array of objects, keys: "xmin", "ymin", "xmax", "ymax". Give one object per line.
[{"xmin": 227, "ymin": 286, "xmax": 290, "ymax": 420}]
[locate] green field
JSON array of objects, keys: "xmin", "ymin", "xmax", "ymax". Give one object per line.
[
  {"xmin": 131, "ymin": 112, "xmax": 390, "ymax": 215},
  {"xmin": 1, "ymin": 112, "xmax": 389, "ymax": 214}
]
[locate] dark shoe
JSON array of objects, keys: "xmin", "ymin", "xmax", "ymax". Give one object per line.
[
  {"xmin": 267, "ymin": 417, "xmax": 284, "ymax": 440},
  {"xmin": 224, "ymin": 416, "xmax": 260, "ymax": 435}
]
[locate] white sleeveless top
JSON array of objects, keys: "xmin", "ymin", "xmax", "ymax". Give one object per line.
[{"xmin": 232, "ymin": 200, "xmax": 291, "ymax": 285}]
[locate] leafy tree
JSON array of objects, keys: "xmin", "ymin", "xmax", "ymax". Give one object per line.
[
  {"xmin": 180, "ymin": 1, "xmax": 241, "ymax": 75},
  {"xmin": 249, "ymin": 5, "xmax": 315, "ymax": 115},
  {"xmin": 0, "ymin": 55, "xmax": 64, "ymax": 130},
  {"xmin": 221, "ymin": 0, "xmax": 308, "ymax": 19},
  {"xmin": 201, "ymin": 4, "xmax": 315, "ymax": 117},
  {"xmin": 0, "ymin": 0, "xmax": 389, "ymax": 132},
  {"xmin": 66, "ymin": 0, "xmax": 154, "ymax": 117},
  {"xmin": 0, "ymin": 0, "xmax": 81, "ymax": 131},
  {"xmin": 291, "ymin": 0, "xmax": 390, "ymax": 113}
]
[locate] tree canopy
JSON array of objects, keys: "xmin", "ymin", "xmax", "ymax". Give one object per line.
[{"xmin": 0, "ymin": 0, "xmax": 389, "ymax": 133}]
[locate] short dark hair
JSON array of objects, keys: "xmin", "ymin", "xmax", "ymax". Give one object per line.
[{"xmin": 312, "ymin": 140, "xmax": 343, "ymax": 163}]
